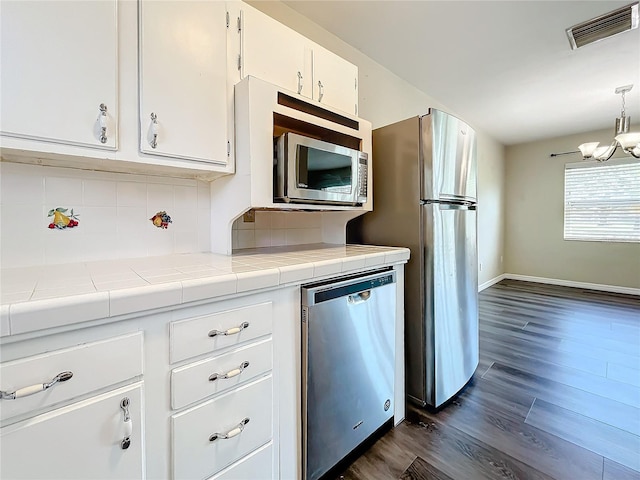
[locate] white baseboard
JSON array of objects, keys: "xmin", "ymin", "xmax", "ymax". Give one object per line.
[
  {"xmin": 479, "ymin": 274, "xmax": 506, "ymax": 292},
  {"xmin": 503, "ymin": 273, "xmax": 640, "ymax": 296}
]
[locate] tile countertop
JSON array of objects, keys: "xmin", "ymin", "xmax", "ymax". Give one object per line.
[{"xmin": 0, "ymin": 244, "xmax": 410, "ymax": 338}]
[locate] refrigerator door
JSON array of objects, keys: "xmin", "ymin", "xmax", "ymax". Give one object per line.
[
  {"xmin": 422, "ymin": 202, "xmax": 478, "ymax": 408},
  {"xmin": 421, "ymin": 109, "xmax": 477, "ymax": 202}
]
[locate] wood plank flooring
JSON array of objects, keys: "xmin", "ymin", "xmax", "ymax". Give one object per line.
[{"xmin": 329, "ymin": 279, "xmax": 640, "ymax": 480}]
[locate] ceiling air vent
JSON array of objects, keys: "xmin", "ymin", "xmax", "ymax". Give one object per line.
[{"xmin": 566, "ymin": 2, "xmax": 639, "ymax": 50}]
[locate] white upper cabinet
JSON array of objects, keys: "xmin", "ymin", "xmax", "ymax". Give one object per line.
[
  {"xmin": 238, "ymin": 3, "xmax": 358, "ymax": 115},
  {"xmin": 139, "ymin": 1, "xmax": 229, "ymax": 165},
  {"xmin": 240, "ymin": 4, "xmax": 311, "ymax": 98},
  {"xmin": 313, "ymin": 45, "xmax": 359, "ymax": 116},
  {"xmin": 0, "ymin": 1, "xmax": 118, "ymax": 150}
]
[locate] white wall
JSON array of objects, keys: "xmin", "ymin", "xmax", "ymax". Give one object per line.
[
  {"xmin": 0, "ymin": 162, "xmax": 210, "ymax": 268},
  {"xmin": 247, "ymin": 1, "xmax": 506, "ymax": 286},
  {"xmin": 505, "ymin": 126, "xmax": 640, "ymax": 289}
]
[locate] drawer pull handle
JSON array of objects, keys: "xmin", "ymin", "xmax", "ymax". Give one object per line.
[
  {"xmin": 208, "ymin": 321, "xmax": 250, "ymax": 338},
  {"xmin": 209, "ymin": 417, "xmax": 250, "ymax": 442},
  {"xmin": 120, "ymin": 397, "xmax": 132, "ymax": 450},
  {"xmin": 0, "ymin": 371, "xmax": 73, "ymax": 400},
  {"xmin": 209, "ymin": 361, "xmax": 250, "ymax": 382}
]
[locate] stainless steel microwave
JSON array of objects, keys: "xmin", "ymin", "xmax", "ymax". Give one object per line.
[{"xmin": 275, "ymin": 132, "xmax": 368, "ymax": 206}]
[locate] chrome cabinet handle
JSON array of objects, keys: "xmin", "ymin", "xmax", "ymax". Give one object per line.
[
  {"xmin": 209, "ymin": 361, "xmax": 250, "ymax": 382},
  {"xmin": 0, "ymin": 371, "xmax": 73, "ymax": 400},
  {"xmin": 318, "ymin": 80, "xmax": 324, "ymax": 102},
  {"xmin": 209, "ymin": 417, "xmax": 250, "ymax": 442},
  {"xmin": 208, "ymin": 321, "xmax": 249, "ymax": 337},
  {"xmin": 120, "ymin": 397, "xmax": 132, "ymax": 450},
  {"xmin": 99, "ymin": 104, "xmax": 108, "ymax": 144},
  {"xmin": 149, "ymin": 112, "xmax": 159, "ymax": 148},
  {"xmin": 297, "ymin": 71, "xmax": 303, "ymax": 94}
]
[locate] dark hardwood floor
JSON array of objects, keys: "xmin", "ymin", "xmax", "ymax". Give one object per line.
[{"xmin": 331, "ymin": 279, "xmax": 640, "ymax": 480}]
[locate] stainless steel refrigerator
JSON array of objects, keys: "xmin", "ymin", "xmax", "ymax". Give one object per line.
[{"xmin": 351, "ymin": 109, "xmax": 478, "ymax": 409}]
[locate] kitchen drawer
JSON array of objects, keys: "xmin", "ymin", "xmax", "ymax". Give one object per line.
[
  {"xmin": 0, "ymin": 382, "xmax": 144, "ymax": 479},
  {"xmin": 171, "ymin": 338, "xmax": 273, "ymax": 410},
  {"xmin": 170, "ymin": 301, "xmax": 272, "ymax": 363},
  {"xmin": 0, "ymin": 332, "xmax": 143, "ymax": 422},
  {"xmin": 207, "ymin": 442, "xmax": 273, "ymax": 480},
  {"xmin": 172, "ymin": 375, "xmax": 273, "ymax": 480}
]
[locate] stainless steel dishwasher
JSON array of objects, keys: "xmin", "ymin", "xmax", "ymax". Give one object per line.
[{"xmin": 301, "ymin": 269, "xmax": 396, "ymax": 480}]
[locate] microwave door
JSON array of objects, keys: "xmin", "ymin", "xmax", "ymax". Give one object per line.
[{"xmin": 286, "ymin": 135, "xmax": 360, "ymax": 205}]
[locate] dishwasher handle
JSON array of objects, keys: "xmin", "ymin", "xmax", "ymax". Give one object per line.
[{"xmin": 347, "ymin": 290, "xmax": 371, "ymax": 305}]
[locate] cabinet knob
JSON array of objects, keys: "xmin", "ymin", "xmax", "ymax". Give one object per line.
[
  {"xmin": 99, "ymin": 104, "xmax": 108, "ymax": 144},
  {"xmin": 120, "ymin": 397, "xmax": 133, "ymax": 450},
  {"xmin": 297, "ymin": 71, "xmax": 303, "ymax": 94},
  {"xmin": 149, "ymin": 113, "xmax": 159, "ymax": 149}
]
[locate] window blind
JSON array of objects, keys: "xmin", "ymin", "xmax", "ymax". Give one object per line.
[{"xmin": 564, "ymin": 159, "xmax": 640, "ymax": 242}]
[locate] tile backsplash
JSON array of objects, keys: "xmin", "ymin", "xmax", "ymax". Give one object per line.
[
  {"xmin": 0, "ymin": 162, "xmax": 211, "ymax": 268},
  {"xmin": 232, "ymin": 211, "xmax": 323, "ymax": 250}
]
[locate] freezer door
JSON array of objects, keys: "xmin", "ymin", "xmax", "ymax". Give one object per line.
[
  {"xmin": 422, "ymin": 202, "xmax": 478, "ymax": 408},
  {"xmin": 421, "ymin": 109, "xmax": 477, "ymax": 202}
]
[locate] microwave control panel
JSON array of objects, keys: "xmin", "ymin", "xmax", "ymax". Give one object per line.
[{"xmin": 358, "ymin": 154, "xmax": 368, "ymax": 201}]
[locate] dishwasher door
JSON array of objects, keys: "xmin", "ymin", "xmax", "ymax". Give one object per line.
[{"xmin": 301, "ymin": 269, "xmax": 396, "ymax": 480}]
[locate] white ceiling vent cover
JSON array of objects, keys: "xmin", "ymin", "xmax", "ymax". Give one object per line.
[{"xmin": 566, "ymin": 2, "xmax": 639, "ymax": 50}]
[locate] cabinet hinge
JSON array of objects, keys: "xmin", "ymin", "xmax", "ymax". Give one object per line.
[
  {"xmin": 237, "ymin": 16, "xmax": 242, "ymax": 33},
  {"xmin": 226, "ymin": 11, "xmax": 230, "ymax": 28},
  {"xmin": 227, "ymin": 141, "xmax": 231, "ymax": 157},
  {"xmin": 237, "ymin": 54, "xmax": 242, "ymax": 71},
  {"xmin": 355, "ymin": 104, "xmax": 358, "ymax": 116}
]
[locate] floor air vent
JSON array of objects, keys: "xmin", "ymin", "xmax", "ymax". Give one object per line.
[{"xmin": 566, "ymin": 2, "xmax": 639, "ymax": 50}]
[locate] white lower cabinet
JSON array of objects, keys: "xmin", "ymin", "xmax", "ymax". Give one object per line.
[
  {"xmin": 208, "ymin": 442, "xmax": 274, "ymax": 480},
  {"xmin": 0, "ymin": 382, "xmax": 144, "ymax": 480},
  {"xmin": 172, "ymin": 375, "xmax": 273, "ymax": 480}
]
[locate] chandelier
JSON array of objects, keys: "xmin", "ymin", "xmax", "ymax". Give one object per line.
[{"xmin": 578, "ymin": 85, "xmax": 640, "ymax": 161}]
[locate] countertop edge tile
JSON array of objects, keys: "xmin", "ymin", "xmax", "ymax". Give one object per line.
[
  {"xmin": 1, "ymin": 305, "xmax": 10, "ymax": 337},
  {"xmin": 9, "ymin": 292, "xmax": 110, "ymax": 336},
  {"xmin": 313, "ymin": 259, "xmax": 343, "ymax": 278},
  {"xmin": 279, "ymin": 264, "xmax": 315, "ymax": 284},
  {"xmin": 109, "ymin": 282, "xmax": 183, "ymax": 317},
  {"xmin": 236, "ymin": 268, "xmax": 280, "ymax": 293},
  {"xmin": 182, "ymin": 274, "xmax": 238, "ymax": 304}
]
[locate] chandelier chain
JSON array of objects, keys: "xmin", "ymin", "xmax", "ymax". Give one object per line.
[{"xmin": 621, "ymin": 90, "xmax": 626, "ymax": 116}]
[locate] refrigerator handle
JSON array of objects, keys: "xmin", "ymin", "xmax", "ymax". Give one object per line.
[
  {"xmin": 421, "ymin": 200, "xmax": 476, "ymax": 210},
  {"xmin": 439, "ymin": 204, "xmax": 476, "ymax": 211}
]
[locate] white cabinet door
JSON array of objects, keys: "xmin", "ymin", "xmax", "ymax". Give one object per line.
[
  {"xmin": 313, "ymin": 45, "xmax": 359, "ymax": 115},
  {"xmin": 0, "ymin": 383, "xmax": 144, "ymax": 480},
  {"xmin": 0, "ymin": 0, "xmax": 118, "ymax": 149},
  {"xmin": 139, "ymin": 0, "xmax": 229, "ymax": 165},
  {"xmin": 241, "ymin": 4, "xmax": 310, "ymax": 98}
]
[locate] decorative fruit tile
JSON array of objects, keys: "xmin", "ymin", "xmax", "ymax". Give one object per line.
[
  {"xmin": 47, "ymin": 207, "xmax": 79, "ymax": 229},
  {"xmin": 150, "ymin": 211, "xmax": 172, "ymax": 229}
]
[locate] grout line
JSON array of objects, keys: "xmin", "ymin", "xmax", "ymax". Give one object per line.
[
  {"xmin": 480, "ymin": 361, "xmax": 495, "ymax": 379},
  {"xmin": 523, "ymin": 397, "xmax": 536, "ymax": 425}
]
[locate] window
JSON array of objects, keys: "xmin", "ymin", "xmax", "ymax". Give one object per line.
[{"xmin": 564, "ymin": 159, "xmax": 640, "ymax": 243}]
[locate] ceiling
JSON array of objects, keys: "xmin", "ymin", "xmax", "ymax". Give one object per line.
[{"xmin": 282, "ymin": 1, "xmax": 640, "ymax": 146}]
